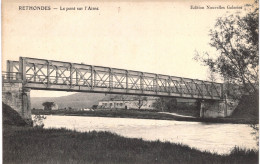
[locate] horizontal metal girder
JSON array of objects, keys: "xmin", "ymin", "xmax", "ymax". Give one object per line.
[{"xmin": 4, "ymin": 57, "xmax": 224, "ymax": 100}]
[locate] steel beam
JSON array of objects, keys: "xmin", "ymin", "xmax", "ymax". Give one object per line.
[{"xmin": 8, "ymin": 57, "xmax": 224, "ymax": 100}]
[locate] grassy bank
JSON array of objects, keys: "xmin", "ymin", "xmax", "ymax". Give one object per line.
[
  {"xmin": 3, "ymin": 103, "xmax": 259, "ymax": 164},
  {"xmin": 32, "ymin": 109, "xmax": 258, "ymax": 124},
  {"xmin": 3, "ymin": 125, "xmax": 258, "ymax": 164}
]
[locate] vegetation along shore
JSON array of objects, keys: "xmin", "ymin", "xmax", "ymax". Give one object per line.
[
  {"xmin": 3, "ymin": 103, "xmax": 259, "ymax": 164},
  {"xmin": 32, "ymin": 108, "xmax": 258, "ymax": 124}
]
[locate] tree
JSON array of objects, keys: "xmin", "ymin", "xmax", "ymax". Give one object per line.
[
  {"xmin": 194, "ymin": 1, "xmax": 259, "ymax": 143},
  {"xmin": 42, "ymin": 102, "xmax": 55, "ymax": 111},
  {"xmin": 165, "ymin": 98, "xmax": 178, "ymax": 112},
  {"xmin": 133, "ymin": 96, "xmax": 148, "ymax": 110},
  {"xmin": 153, "ymin": 97, "xmax": 177, "ymax": 112},
  {"xmin": 194, "ymin": 2, "xmax": 259, "ymax": 95},
  {"xmin": 153, "ymin": 97, "xmax": 167, "ymax": 112},
  {"xmin": 206, "ymin": 68, "xmax": 217, "ymax": 82}
]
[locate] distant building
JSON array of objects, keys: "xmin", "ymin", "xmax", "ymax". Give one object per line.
[
  {"xmin": 98, "ymin": 95, "xmax": 197, "ymax": 110},
  {"xmin": 98, "ymin": 95, "xmax": 156, "ymax": 110},
  {"xmin": 80, "ymin": 108, "xmax": 93, "ymax": 111}
]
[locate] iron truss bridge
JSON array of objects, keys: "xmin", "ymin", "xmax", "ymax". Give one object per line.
[{"xmin": 3, "ymin": 57, "xmax": 224, "ymax": 100}]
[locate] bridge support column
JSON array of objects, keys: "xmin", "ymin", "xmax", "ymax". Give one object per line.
[
  {"xmin": 2, "ymin": 82, "xmax": 32, "ymax": 125},
  {"xmin": 197, "ymin": 100, "xmax": 204, "ymax": 118},
  {"xmin": 22, "ymin": 88, "xmax": 31, "ymax": 122},
  {"xmin": 199, "ymin": 99, "xmax": 238, "ymax": 118}
]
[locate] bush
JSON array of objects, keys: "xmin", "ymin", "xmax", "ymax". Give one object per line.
[{"xmin": 33, "ymin": 115, "xmax": 46, "ymax": 128}]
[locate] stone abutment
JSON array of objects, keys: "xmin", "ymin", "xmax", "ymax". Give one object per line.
[
  {"xmin": 199, "ymin": 99, "xmax": 238, "ymax": 118},
  {"xmin": 2, "ymin": 82, "xmax": 32, "ymax": 124}
]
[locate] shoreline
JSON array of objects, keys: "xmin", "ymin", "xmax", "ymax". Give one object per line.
[
  {"xmin": 32, "ymin": 109, "xmax": 258, "ymax": 124},
  {"xmin": 4, "ymin": 103, "xmax": 258, "ymax": 164},
  {"xmin": 3, "ymin": 125, "xmax": 258, "ymax": 164}
]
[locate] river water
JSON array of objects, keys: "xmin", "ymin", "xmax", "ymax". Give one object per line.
[{"xmin": 41, "ymin": 115, "xmax": 258, "ymax": 154}]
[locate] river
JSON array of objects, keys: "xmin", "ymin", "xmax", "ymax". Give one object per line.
[{"xmin": 41, "ymin": 115, "xmax": 258, "ymax": 155}]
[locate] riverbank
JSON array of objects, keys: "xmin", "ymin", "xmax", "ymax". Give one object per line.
[
  {"xmin": 3, "ymin": 125, "xmax": 258, "ymax": 164},
  {"xmin": 3, "ymin": 103, "xmax": 259, "ymax": 164},
  {"xmin": 32, "ymin": 109, "xmax": 258, "ymax": 124}
]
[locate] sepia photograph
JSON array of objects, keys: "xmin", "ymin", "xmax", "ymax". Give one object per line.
[{"xmin": 2, "ymin": 0, "xmax": 259, "ymax": 163}]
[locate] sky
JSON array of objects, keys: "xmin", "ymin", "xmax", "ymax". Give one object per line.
[{"xmin": 2, "ymin": 0, "xmax": 254, "ymax": 97}]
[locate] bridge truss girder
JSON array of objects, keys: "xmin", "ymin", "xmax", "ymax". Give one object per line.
[{"xmin": 5, "ymin": 57, "xmax": 224, "ymax": 100}]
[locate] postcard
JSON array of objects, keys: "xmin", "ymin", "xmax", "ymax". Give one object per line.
[{"xmin": 2, "ymin": 0, "xmax": 258, "ymax": 163}]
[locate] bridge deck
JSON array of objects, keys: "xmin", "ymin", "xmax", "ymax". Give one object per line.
[{"xmin": 3, "ymin": 57, "xmax": 224, "ymax": 100}]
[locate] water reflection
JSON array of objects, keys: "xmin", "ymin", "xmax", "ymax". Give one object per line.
[{"xmin": 41, "ymin": 115, "xmax": 258, "ymax": 154}]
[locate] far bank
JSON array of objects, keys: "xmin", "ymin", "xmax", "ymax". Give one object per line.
[{"xmin": 32, "ymin": 108, "xmax": 258, "ymax": 124}]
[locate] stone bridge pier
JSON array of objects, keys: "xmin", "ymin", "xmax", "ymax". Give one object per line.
[
  {"xmin": 199, "ymin": 99, "xmax": 238, "ymax": 118},
  {"xmin": 2, "ymin": 82, "xmax": 32, "ymax": 124}
]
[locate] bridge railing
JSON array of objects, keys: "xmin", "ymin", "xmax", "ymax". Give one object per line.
[
  {"xmin": 6, "ymin": 57, "xmax": 224, "ymax": 100},
  {"xmin": 2, "ymin": 71, "xmax": 22, "ymax": 82}
]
